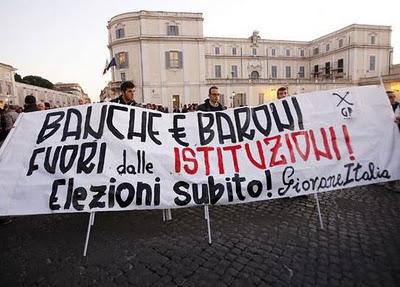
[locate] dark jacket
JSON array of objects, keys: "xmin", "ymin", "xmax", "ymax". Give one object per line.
[
  {"xmin": 392, "ymin": 101, "xmax": 399, "ymax": 112},
  {"xmin": 197, "ymin": 99, "xmax": 225, "ymax": 112},
  {"xmin": 110, "ymin": 95, "xmax": 138, "ymax": 106},
  {"xmin": 24, "ymin": 104, "xmax": 38, "ymax": 113}
]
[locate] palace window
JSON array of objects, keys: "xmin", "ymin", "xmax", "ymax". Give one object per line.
[
  {"xmin": 167, "ymin": 25, "xmax": 179, "ymax": 36},
  {"xmin": 116, "ymin": 52, "xmax": 128, "ymax": 68},
  {"xmin": 299, "ymin": 66, "xmax": 305, "ymax": 78},
  {"xmin": 271, "ymin": 66, "xmax": 277, "ymax": 78},
  {"xmin": 285, "ymin": 66, "xmax": 291, "ymax": 78},
  {"xmin": 116, "ymin": 28, "xmax": 125, "ymax": 39},
  {"xmin": 369, "ymin": 55, "xmax": 376, "ymax": 71},
  {"xmin": 165, "ymin": 51, "xmax": 183, "ymax": 69},
  {"xmin": 338, "ymin": 58, "xmax": 344, "ymax": 73},
  {"xmin": 231, "ymin": 65, "xmax": 238, "ymax": 78},
  {"xmin": 215, "ymin": 65, "xmax": 221, "ymax": 78}
]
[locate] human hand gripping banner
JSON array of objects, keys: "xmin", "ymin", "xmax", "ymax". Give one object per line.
[{"xmin": 0, "ymin": 85, "xmax": 399, "ymax": 216}]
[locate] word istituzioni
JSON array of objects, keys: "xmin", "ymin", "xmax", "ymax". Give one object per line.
[{"xmin": 174, "ymin": 124, "xmax": 355, "ymax": 176}]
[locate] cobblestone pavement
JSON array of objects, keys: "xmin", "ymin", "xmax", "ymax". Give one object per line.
[{"xmin": 1, "ymin": 184, "xmax": 400, "ymax": 286}]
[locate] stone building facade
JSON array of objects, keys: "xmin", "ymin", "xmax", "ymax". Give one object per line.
[
  {"xmin": 103, "ymin": 11, "xmax": 396, "ymax": 108},
  {"xmin": 0, "ymin": 63, "xmax": 81, "ymax": 108}
]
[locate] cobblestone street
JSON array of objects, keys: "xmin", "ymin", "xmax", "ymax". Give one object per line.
[{"xmin": 1, "ymin": 185, "xmax": 400, "ymax": 286}]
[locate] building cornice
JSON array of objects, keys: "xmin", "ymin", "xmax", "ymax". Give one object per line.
[
  {"xmin": 205, "ymin": 78, "xmax": 353, "ymax": 85},
  {"xmin": 205, "ymin": 55, "xmax": 308, "ymax": 61},
  {"xmin": 309, "ymin": 44, "xmax": 392, "ymax": 60},
  {"xmin": 205, "ymin": 37, "xmax": 309, "ymax": 45},
  {"xmin": 0, "ymin": 63, "xmax": 17, "ymax": 71},
  {"xmin": 204, "ymin": 44, "xmax": 392, "ymax": 60},
  {"xmin": 310, "ymin": 24, "xmax": 391, "ymax": 44},
  {"xmin": 109, "ymin": 36, "xmax": 205, "ymax": 47},
  {"xmin": 108, "ymin": 11, "xmax": 203, "ymax": 28}
]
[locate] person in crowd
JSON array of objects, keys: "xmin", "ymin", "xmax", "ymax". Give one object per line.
[
  {"xmin": 0, "ymin": 104, "xmax": 18, "ymax": 225},
  {"xmin": 386, "ymin": 91, "xmax": 400, "ymax": 192},
  {"xmin": 78, "ymin": 98, "xmax": 85, "ymax": 105},
  {"xmin": 44, "ymin": 102, "xmax": 51, "ymax": 110},
  {"xmin": 157, "ymin": 105, "xmax": 165, "ymax": 113},
  {"xmin": 387, "ymin": 90, "xmax": 400, "ymax": 128},
  {"xmin": 111, "ymin": 81, "xmax": 138, "ymax": 106},
  {"xmin": 198, "ymin": 86, "xmax": 225, "ymax": 111},
  {"xmin": 387, "ymin": 90, "xmax": 399, "ymax": 112},
  {"xmin": 0, "ymin": 106, "xmax": 5, "ymax": 141},
  {"xmin": 3, "ymin": 105, "xmax": 19, "ymax": 138},
  {"xmin": 37, "ymin": 102, "xmax": 46, "ymax": 111},
  {"xmin": 23, "ymin": 95, "xmax": 38, "ymax": 112},
  {"xmin": 188, "ymin": 104, "xmax": 197, "ymax": 112},
  {"xmin": 277, "ymin": 86, "xmax": 289, "ymax": 99}
]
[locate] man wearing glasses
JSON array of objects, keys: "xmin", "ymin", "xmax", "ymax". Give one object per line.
[{"xmin": 198, "ymin": 86, "xmax": 225, "ymax": 112}]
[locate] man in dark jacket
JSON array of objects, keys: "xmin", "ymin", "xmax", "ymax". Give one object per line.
[
  {"xmin": 111, "ymin": 81, "xmax": 138, "ymax": 106},
  {"xmin": 198, "ymin": 86, "xmax": 225, "ymax": 111},
  {"xmin": 387, "ymin": 90, "xmax": 399, "ymax": 112}
]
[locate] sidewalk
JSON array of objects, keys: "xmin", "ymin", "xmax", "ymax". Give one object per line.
[{"xmin": 1, "ymin": 185, "xmax": 399, "ymax": 286}]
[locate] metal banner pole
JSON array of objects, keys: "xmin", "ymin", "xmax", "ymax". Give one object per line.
[
  {"xmin": 167, "ymin": 209, "xmax": 172, "ymax": 221},
  {"xmin": 83, "ymin": 212, "xmax": 95, "ymax": 257},
  {"xmin": 204, "ymin": 205, "xmax": 212, "ymax": 244},
  {"xmin": 162, "ymin": 209, "xmax": 166, "ymax": 222},
  {"xmin": 314, "ymin": 194, "xmax": 324, "ymax": 229}
]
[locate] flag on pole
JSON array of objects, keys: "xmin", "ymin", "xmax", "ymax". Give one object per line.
[{"xmin": 103, "ymin": 57, "xmax": 116, "ymax": 75}]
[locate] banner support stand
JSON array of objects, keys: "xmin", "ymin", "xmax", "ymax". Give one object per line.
[
  {"xmin": 83, "ymin": 212, "xmax": 95, "ymax": 257},
  {"xmin": 314, "ymin": 194, "xmax": 324, "ymax": 229},
  {"xmin": 162, "ymin": 209, "xmax": 173, "ymax": 222},
  {"xmin": 204, "ymin": 204, "xmax": 212, "ymax": 244}
]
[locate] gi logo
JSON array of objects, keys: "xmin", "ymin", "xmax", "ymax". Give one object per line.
[{"xmin": 333, "ymin": 91, "xmax": 354, "ymax": 119}]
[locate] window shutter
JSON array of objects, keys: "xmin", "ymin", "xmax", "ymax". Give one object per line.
[
  {"xmin": 116, "ymin": 53, "xmax": 120, "ymax": 69},
  {"xmin": 178, "ymin": 52, "xmax": 183, "ymax": 68},
  {"xmin": 125, "ymin": 52, "xmax": 129, "ymax": 68},
  {"xmin": 165, "ymin": 51, "xmax": 170, "ymax": 69}
]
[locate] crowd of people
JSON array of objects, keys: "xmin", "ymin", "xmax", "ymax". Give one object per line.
[{"xmin": 109, "ymin": 81, "xmax": 227, "ymax": 113}]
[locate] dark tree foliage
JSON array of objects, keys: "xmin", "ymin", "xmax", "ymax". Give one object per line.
[
  {"xmin": 22, "ymin": 75, "xmax": 54, "ymax": 89},
  {"xmin": 14, "ymin": 73, "xmax": 24, "ymax": 83}
]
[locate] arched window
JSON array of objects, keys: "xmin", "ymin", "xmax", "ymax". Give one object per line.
[{"xmin": 250, "ymin": 71, "xmax": 259, "ymax": 79}]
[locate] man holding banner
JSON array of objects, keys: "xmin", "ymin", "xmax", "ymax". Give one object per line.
[
  {"xmin": 198, "ymin": 86, "xmax": 225, "ymax": 111},
  {"xmin": 111, "ymin": 81, "xmax": 138, "ymax": 106},
  {"xmin": 277, "ymin": 86, "xmax": 289, "ymax": 99}
]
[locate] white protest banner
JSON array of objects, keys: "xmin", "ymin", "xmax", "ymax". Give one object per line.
[{"xmin": 0, "ymin": 85, "xmax": 399, "ymax": 216}]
